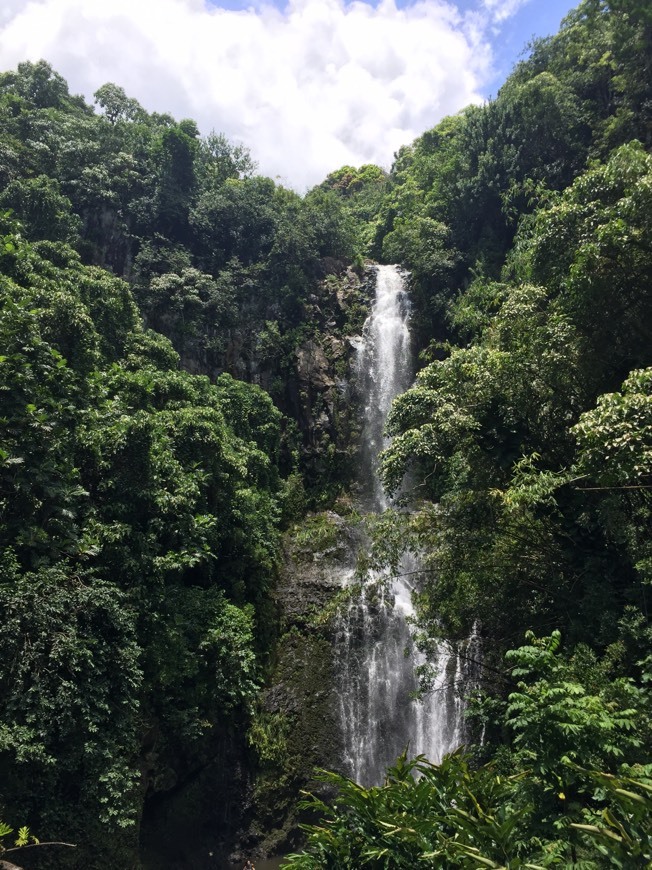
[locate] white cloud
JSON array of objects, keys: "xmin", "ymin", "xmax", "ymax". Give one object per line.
[
  {"xmin": 0, "ymin": 0, "xmax": 494, "ymax": 189},
  {"xmin": 482, "ymin": 0, "xmax": 531, "ymax": 25}
]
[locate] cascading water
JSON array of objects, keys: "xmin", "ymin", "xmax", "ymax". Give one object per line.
[{"xmin": 335, "ymin": 265, "xmax": 473, "ymax": 787}]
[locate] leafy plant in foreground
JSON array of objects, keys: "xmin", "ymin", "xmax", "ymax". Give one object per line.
[
  {"xmin": 571, "ymin": 766, "xmax": 652, "ymax": 867},
  {"xmin": 0, "ymin": 820, "xmax": 77, "ymax": 869},
  {"xmin": 283, "ymin": 632, "xmax": 651, "ymax": 868}
]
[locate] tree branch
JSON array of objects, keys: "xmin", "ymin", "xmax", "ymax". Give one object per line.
[
  {"xmin": 4, "ymin": 842, "xmax": 76, "ymax": 853},
  {"xmin": 575, "ymin": 484, "xmax": 652, "ymax": 491}
]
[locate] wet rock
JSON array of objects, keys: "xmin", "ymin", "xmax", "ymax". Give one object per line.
[{"xmin": 296, "ymin": 340, "xmax": 335, "ymax": 391}]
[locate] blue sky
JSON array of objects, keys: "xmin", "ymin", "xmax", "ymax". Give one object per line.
[
  {"xmin": 478, "ymin": 0, "xmax": 578, "ymax": 92},
  {"xmin": 0, "ymin": 0, "xmax": 580, "ymax": 189}
]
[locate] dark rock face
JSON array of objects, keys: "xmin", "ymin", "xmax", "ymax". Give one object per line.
[
  {"xmin": 296, "ymin": 339, "xmax": 335, "ymax": 391},
  {"xmin": 282, "ymin": 268, "xmax": 376, "ymax": 501},
  {"xmin": 138, "ymin": 267, "xmax": 378, "ymax": 867},
  {"xmin": 294, "ymin": 338, "xmax": 337, "ymax": 445},
  {"xmin": 276, "ymin": 511, "xmax": 362, "ymax": 628},
  {"xmin": 80, "ymin": 205, "xmax": 133, "ymax": 277},
  {"xmin": 139, "ymin": 726, "xmax": 250, "ymax": 870},
  {"xmin": 138, "ymin": 261, "xmax": 376, "ymax": 504},
  {"xmin": 237, "ymin": 509, "xmax": 366, "ymax": 859}
]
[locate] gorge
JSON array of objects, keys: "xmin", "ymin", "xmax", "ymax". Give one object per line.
[{"xmin": 2, "ymin": 5, "xmax": 652, "ymax": 862}]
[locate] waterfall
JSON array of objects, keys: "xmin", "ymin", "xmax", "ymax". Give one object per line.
[
  {"xmin": 354, "ymin": 264, "xmax": 412, "ymax": 514},
  {"xmin": 335, "ymin": 264, "xmax": 472, "ymax": 786}
]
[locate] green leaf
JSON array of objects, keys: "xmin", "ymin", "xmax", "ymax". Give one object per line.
[{"xmin": 15, "ymin": 826, "xmax": 29, "ymax": 847}]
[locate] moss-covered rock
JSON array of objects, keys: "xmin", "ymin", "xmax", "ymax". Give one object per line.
[{"xmin": 239, "ymin": 509, "xmax": 365, "ymax": 857}]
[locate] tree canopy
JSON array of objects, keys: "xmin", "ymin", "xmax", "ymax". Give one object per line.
[{"xmin": 1, "ymin": 0, "xmax": 652, "ymax": 862}]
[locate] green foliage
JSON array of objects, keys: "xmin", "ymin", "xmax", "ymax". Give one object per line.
[
  {"xmin": 314, "ymin": 163, "xmax": 388, "ymax": 252},
  {"xmin": 573, "ymin": 367, "xmax": 652, "ymax": 486},
  {"xmin": 0, "ymin": 56, "xmax": 364, "ymax": 516},
  {"xmin": 506, "ymin": 631, "xmax": 640, "ymax": 785},
  {"xmin": 93, "ymin": 82, "xmax": 144, "ymax": 124},
  {"xmin": 571, "ymin": 368, "xmax": 652, "ymax": 599},
  {"xmin": 247, "ymin": 710, "xmax": 292, "ymax": 767},
  {"xmin": 572, "ymin": 767, "xmax": 652, "ymax": 866},
  {"xmin": 1, "ymin": 2, "xmax": 652, "ymax": 859},
  {"xmin": 285, "ymin": 632, "xmax": 651, "ymax": 869},
  {"xmin": 286, "ymin": 756, "xmax": 652, "ymax": 868},
  {"xmin": 0, "ymin": 60, "xmax": 73, "ymax": 111},
  {"xmin": 195, "ymin": 130, "xmax": 257, "ymax": 186},
  {"xmin": 386, "ymin": 279, "xmax": 580, "ymax": 497},
  {"xmin": 153, "ymin": 121, "xmax": 198, "ymax": 240},
  {"xmin": 0, "ymin": 69, "xmax": 364, "ymax": 866},
  {"xmin": 370, "ymin": 0, "xmax": 652, "ymax": 342},
  {"xmin": 284, "ymin": 751, "xmax": 552, "ymax": 869},
  {"xmin": 0, "ymin": 175, "xmax": 81, "ymax": 243},
  {"xmin": 511, "ymin": 141, "xmax": 652, "ymax": 390},
  {"xmin": 379, "ymin": 140, "xmax": 652, "ymax": 649},
  {"xmin": 0, "ymin": 819, "xmax": 42, "ymax": 864},
  {"xmin": 381, "ymin": 216, "xmax": 458, "ymax": 311},
  {"xmin": 291, "ymin": 513, "xmax": 340, "ymax": 558},
  {"xmin": 0, "ymin": 217, "xmax": 284, "ymax": 864},
  {"xmin": 0, "ymin": 564, "xmax": 142, "ymax": 828}
]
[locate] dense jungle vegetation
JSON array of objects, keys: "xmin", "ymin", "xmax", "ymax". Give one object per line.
[{"xmin": 1, "ymin": 0, "xmax": 652, "ymax": 866}]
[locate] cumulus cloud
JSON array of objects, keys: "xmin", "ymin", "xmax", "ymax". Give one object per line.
[
  {"xmin": 482, "ymin": 0, "xmax": 531, "ymax": 25},
  {"xmin": 0, "ymin": 0, "xmax": 495, "ymax": 189}
]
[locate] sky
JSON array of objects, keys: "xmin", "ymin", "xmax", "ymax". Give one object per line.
[{"xmin": 0, "ymin": 0, "xmax": 578, "ymax": 190}]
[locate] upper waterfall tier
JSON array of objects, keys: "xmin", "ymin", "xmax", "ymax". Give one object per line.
[{"xmin": 355, "ymin": 264, "xmax": 412, "ymax": 511}]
